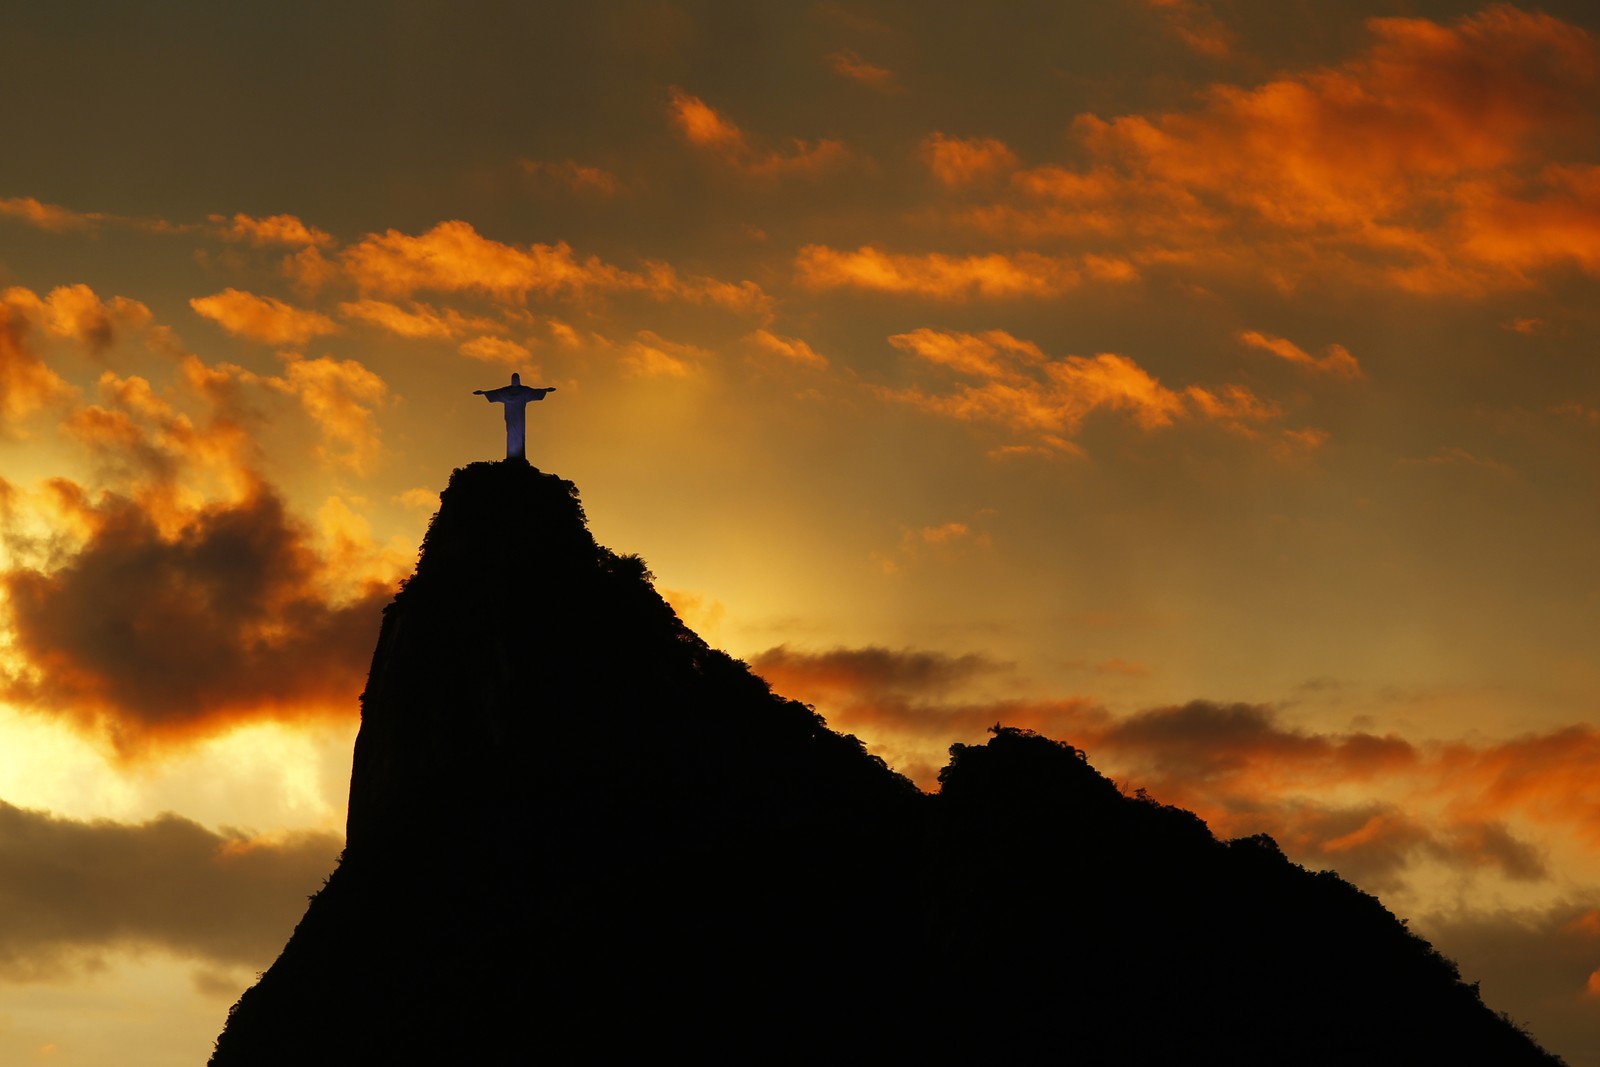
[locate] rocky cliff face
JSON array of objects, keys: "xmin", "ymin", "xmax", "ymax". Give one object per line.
[{"xmin": 210, "ymin": 461, "xmax": 1562, "ymax": 1065}]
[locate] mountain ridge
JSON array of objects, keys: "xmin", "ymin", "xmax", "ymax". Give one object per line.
[{"xmin": 210, "ymin": 460, "xmax": 1562, "ymax": 1065}]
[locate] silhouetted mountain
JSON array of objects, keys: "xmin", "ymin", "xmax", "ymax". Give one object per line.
[{"xmin": 211, "ymin": 461, "xmax": 1562, "ymax": 1065}]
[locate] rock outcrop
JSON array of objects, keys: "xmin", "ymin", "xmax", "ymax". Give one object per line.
[{"xmin": 211, "ymin": 461, "xmax": 1562, "ymax": 1065}]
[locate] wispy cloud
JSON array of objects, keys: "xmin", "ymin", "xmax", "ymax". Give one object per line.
[
  {"xmin": 668, "ymin": 88, "xmax": 851, "ymax": 178},
  {"xmin": 212, "ymin": 213, "xmax": 334, "ymax": 248},
  {"xmin": 828, "ymin": 49, "xmax": 898, "ymax": 91},
  {"xmin": 190, "ymin": 289, "xmax": 339, "ymax": 345},
  {"xmin": 1239, "ymin": 330, "xmax": 1364, "ymax": 379},
  {"xmin": 341, "ymin": 220, "xmax": 770, "ymax": 315},
  {"xmin": 796, "ymin": 245, "xmax": 1092, "ymax": 299},
  {"xmin": 518, "ymin": 159, "xmax": 621, "ymax": 197},
  {"xmin": 747, "ymin": 328, "xmax": 829, "ymax": 369},
  {"xmin": 1143, "ymin": 0, "xmax": 1235, "ymax": 59},
  {"xmin": 879, "ymin": 327, "xmax": 1283, "ymax": 452},
  {"xmin": 920, "ymin": 133, "xmax": 1020, "ymax": 187}
]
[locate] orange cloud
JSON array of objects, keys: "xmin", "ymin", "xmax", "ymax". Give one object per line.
[
  {"xmin": 190, "ymin": 289, "xmax": 339, "ymax": 345},
  {"xmin": 1069, "ymin": 703, "xmax": 1600, "ymax": 888},
  {"xmin": 640, "ymin": 262, "xmax": 772, "ymax": 315},
  {"xmin": 395, "ymin": 487, "xmax": 439, "ymax": 512},
  {"xmin": 887, "ymin": 327, "xmax": 1046, "ymax": 378},
  {"xmin": 956, "ymin": 7, "xmax": 1600, "ymax": 293},
  {"xmin": 458, "ymin": 336, "xmax": 532, "ymax": 366},
  {"xmin": 341, "ymin": 220, "xmax": 769, "ymax": 314},
  {"xmin": 214, "ymin": 213, "xmax": 334, "ymax": 248},
  {"xmin": 749, "ymin": 645, "xmax": 1095, "ymax": 785},
  {"xmin": 796, "ymin": 245, "xmax": 1083, "ymax": 299},
  {"xmin": 0, "ymin": 304, "xmax": 74, "ymax": 424},
  {"xmin": 343, "ymin": 222, "xmax": 614, "ymax": 301},
  {"xmin": 337, "ymin": 298, "xmax": 502, "ymax": 340},
  {"xmin": 747, "ymin": 329, "xmax": 829, "ymax": 369},
  {"xmin": 56, "ymin": 367, "xmax": 260, "ymax": 519},
  {"xmin": 669, "ymin": 88, "xmax": 745, "ymax": 152},
  {"xmin": 519, "ymin": 159, "xmax": 621, "ymax": 197},
  {"xmin": 282, "ymin": 246, "xmax": 340, "ymax": 295},
  {"xmin": 239, "ymin": 355, "xmax": 389, "ymax": 473},
  {"xmin": 1077, "ymin": 9, "xmax": 1596, "ymax": 220},
  {"xmin": 919, "ymin": 522, "xmax": 969, "ymax": 545},
  {"xmin": 1239, "ymin": 331, "xmax": 1364, "ymax": 380},
  {"xmin": 748, "ymin": 644, "xmax": 1594, "ymax": 891},
  {"xmin": 0, "ymin": 196, "xmax": 188, "ymax": 238},
  {"xmin": 872, "ymin": 514, "xmax": 994, "ymax": 574},
  {"xmin": 4, "ymin": 284, "xmax": 153, "ymax": 352},
  {"xmin": 1182, "ymin": 384, "xmax": 1283, "ymax": 433},
  {"xmin": 1550, "ymin": 401, "xmax": 1600, "ymax": 426},
  {"xmin": 1453, "ymin": 164, "xmax": 1600, "ymax": 275},
  {"xmin": 314, "ymin": 496, "xmax": 412, "ymax": 601},
  {"xmin": 0, "ymin": 196, "xmax": 100, "ymax": 232},
  {"xmin": 1144, "ymin": 0, "xmax": 1235, "ymax": 59},
  {"xmin": 279, "ymin": 357, "xmax": 388, "ymax": 472},
  {"xmin": 95, "ymin": 349, "xmax": 388, "ymax": 483},
  {"xmin": 882, "ymin": 328, "xmax": 1274, "ymax": 451},
  {"xmin": 338, "ymin": 298, "xmax": 454, "ymax": 339},
  {"xmin": 1429, "ymin": 727, "xmax": 1600, "ymax": 848},
  {"xmin": 668, "ymin": 88, "xmax": 850, "ymax": 178},
  {"xmin": 920, "ymin": 133, "xmax": 1020, "ymax": 187},
  {"xmin": 621, "ymin": 331, "xmax": 708, "ymax": 378},
  {"xmin": 1279, "ymin": 427, "xmax": 1331, "ymax": 453},
  {"xmin": 829, "ymin": 50, "xmax": 897, "ymax": 91},
  {"xmin": 547, "ymin": 320, "xmax": 582, "ymax": 347}
]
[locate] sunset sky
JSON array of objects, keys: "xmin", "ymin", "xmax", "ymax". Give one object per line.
[{"xmin": 3, "ymin": 2, "xmax": 1599, "ymax": 1061}]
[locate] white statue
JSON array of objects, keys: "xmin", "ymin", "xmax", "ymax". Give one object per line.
[{"xmin": 474, "ymin": 373, "xmax": 556, "ymax": 460}]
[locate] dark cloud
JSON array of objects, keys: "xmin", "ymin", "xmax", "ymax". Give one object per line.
[
  {"xmin": 1098, "ymin": 699, "xmax": 1419, "ymax": 783},
  {"xmin": 750, "ymin": 643, "xmax": 1007, "ymax": 698},
  {"xmin": 1420, "ymin": 900, "xmax": 1600, "ymax": 1067},
  {"xmin": 1442, "ymin": 820, "xmax": 1549, "ymax": 882},
  {"xmin": 0, "ymin": 799, "xmax": 339, "ymax": 979},
  {"xmin": 749, "ymin": 644, "xmax": 1564, "ymax": 892},
  {"xmin": 1066, "ymin": 701, "xmax": 1546, "ymax": 888},
  {"xmin": 0, "ymin": 485, "xmax": 391, "ymax": 754},
  {"xmin": 1230, "ymin": 802, "xmax": 1546, "ymax": 893}
]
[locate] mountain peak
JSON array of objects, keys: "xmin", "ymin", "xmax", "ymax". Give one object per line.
[{"xmin": 212, "ymin": 466, "xmax": 1563, "ymax": 1065}]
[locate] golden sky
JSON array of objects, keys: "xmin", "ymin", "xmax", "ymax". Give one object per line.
[{"xmin": 2, "ymin": 2, "xmax": 1599, "ymax": 1061}]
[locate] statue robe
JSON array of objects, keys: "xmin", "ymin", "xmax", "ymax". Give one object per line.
[{"xmin": 481, "ymin": 383, "xmax": 553, "ymax": 459}]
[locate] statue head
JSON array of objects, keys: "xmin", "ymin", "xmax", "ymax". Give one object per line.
[{"xmin": 510, "ymin": 372, "xmax": 521, "ymax": 385}]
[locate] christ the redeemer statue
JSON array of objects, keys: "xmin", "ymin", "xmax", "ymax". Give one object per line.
[{"xmin": 474, "ymin": 373, "xmax": 556, "ymax": 460}]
